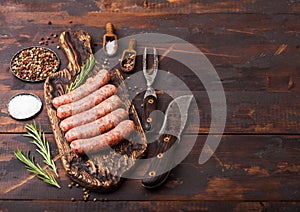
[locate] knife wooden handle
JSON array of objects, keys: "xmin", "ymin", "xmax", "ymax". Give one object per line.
[
  {"xmin": 142, "ymin": 94, "xmax": 158, "ymax": 131},
  {"xmin": 142, "ymin": 134, "xmax": 178, "ymax": 189}
]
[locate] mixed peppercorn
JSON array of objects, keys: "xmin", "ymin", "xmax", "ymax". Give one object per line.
[
  {"xmin": 10, "ymin": 47, "xmax": 60, "ymax": 81},
  {"xmin": 121, "ymin": 53, "xmax": 136, "ymax": 72}
]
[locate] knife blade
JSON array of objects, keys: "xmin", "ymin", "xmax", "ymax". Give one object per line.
[
  {"xmin": 142, "ymin": 47, "xmax": 158, "ymax": 131},
  {"xmin": 142, "ymin": 95, "xmax": 193, "ymax": 189}
]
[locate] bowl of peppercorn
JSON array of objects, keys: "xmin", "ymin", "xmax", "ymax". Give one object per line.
[{"xmin": 10, "ymin": 46, "xmax": 60, "ymax": 82}]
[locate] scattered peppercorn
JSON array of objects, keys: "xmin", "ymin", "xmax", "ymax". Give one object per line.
[
  {"xmin": 48, "ymin": 21, "xmax": 52, "ymax": 25},
  {"xmin": 83, "ymin": 193, "xmax": 90, "ymax": 201},
  {"xmin": 71, "ymin": 198, "xmax": 75, "ymax": 202}
]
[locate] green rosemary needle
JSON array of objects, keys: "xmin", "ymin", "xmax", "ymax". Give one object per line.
[
  {"xmin": 67, "ymin": 54, "xmax": 95, "ymax": 92},
  {"xmin": 24, "ymin": 121, "xmax": 58, "ymax": 177},
  {"xmin": 14, "ymin": 150, "xmax": 60, "ymax": 188}
]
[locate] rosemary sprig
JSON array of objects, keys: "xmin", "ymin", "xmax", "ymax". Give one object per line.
[
  {"xmin": 14, "ymin": 150, "xmax": 60, "ymax": 188},
  {"xmin": 67, "ymin": 54, "xmax": 95, "ymax": 92},
  {"xmin": 14, "ymin": 121, "xmax": 60, "ymax": 188},
  {"xmin": 24, "ymin": 121, "xmax": 58, "ymax": 177}
]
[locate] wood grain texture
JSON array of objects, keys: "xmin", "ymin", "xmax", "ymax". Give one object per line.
[
  {"xmin": 1, "ymin": 13, "xmax": 299, "ymax": 135},
  {"xmin": 2, "ymin": 90, "xmax": 300, "ymax": 134},
  {"xmin": 0, "ymin": 0, "xmax": 299, "ymax": 14},
  {"xmin": 1, "ymin": 134, "xmax": 300, "ymax": 201},
  {"xmin": 3, "ymin": 201, "xmax": 300, "ymax": 212},
  {"xmin": 0, "ymin": 0, "xmax": 300, "ymax": 210}
]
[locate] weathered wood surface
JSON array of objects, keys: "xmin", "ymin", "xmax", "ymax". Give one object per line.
[
  {"xmin": 1, "ymin": 134, "xmax": 300, "ymax": 201},
  {"xmin": 0, "ymin": 0, "xmax": 299, "ymax": 14},
  {"xmin": 1, "ymin": 14, "xmax": 300, "ymax": 135},
  {"xmin": 3, "ymin": 201, "xmax": 300, "ymax": 212},
  {"xmin": 0, "ymin": 0, "xmax": 300, "ymax": 211}
]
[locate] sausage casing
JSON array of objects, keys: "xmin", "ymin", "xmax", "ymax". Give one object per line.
[
  {"xmin": 56, "ymin": 84, "xmax": 117, "ymax": 119},
  {"xmin": 52, "ymin": 69, "xmax": 110, "ymax": 108},
  {"xmin": 70, "ymin": 120, "xmax": 135, "ymax": 155},
  {"xmin": 59, "ymin": 95, "xmax": 122, "ymax": 132},
  {"xmin": 65, "ymin": 108, "xmax": 128, "ymax": 142}
]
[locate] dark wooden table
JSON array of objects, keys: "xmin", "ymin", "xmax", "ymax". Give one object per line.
[{"xmin": 1, "ymin": 0, "xmax": 300, "ymax": 211}]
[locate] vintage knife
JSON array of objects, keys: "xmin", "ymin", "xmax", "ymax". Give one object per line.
[
  {"xmin": 142, "ymin": 47, "xmax": 158, "ymax": 131},
  {"xmin": 142, "ymin": 95, "xmax": 193, "ymax": 189}
]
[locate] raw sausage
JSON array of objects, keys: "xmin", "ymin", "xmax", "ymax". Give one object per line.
[
  {"xmin": 59, "ymin": 95, "xmax": 122, "ymax": 132},
  {"xmin": 56, "ymin": 84, "xmax": 117, "ymax": 119},
  {"xmin": 65, "ymin": 108, "xmax": 128, "ymax": 142},
  {"xmin": 70, "ymin": 120, "xmax": 135, "ymax": 155},
  {"xmin": 52, "ymin": 69, "xmax": 110, "ymax": 108}
]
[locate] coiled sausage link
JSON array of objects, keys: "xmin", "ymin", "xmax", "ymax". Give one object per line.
[
  {"xmin": 65, "ymin": 108, "xmax": 128, "ymax": 142},
  {"xmin": 70, "ymin": 120, "xmax": 135, "ymax": 155},
  {"xmin": 57, "ymin": 84, "xmax": 117, "ymax": 119},
  {"xmin": 59, "ymin": 95, "xmax": 122, "ymax": 132},
  {"xmin": 52, "ymin": 69, "xmax": 110, "ymax": 108}
]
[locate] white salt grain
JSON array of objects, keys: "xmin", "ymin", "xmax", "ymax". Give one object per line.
[
  {"xmin": 105, "ymin": 40, "xmax": 117, "ymax": 56},
  {"xmin": 8, "ymin": 94, "xmax": 42, "ymax": 120}
]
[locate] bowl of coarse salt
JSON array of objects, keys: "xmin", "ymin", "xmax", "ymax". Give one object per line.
[{"xmin": 8, "ymin": 93, "xmax": 43, "ymax": 120}]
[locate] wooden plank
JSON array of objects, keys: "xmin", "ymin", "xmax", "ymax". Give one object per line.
[
  {"xmin": 0, "ymin": 12, "xmax": 299, "ymax": 134},
  {"xmin": 1, "ymin": 134, "xmax": 300, "ymax": 201},
  {"xmin": 0, "ymin": 13, "xmax": 299, "ymax": 92},
  {"xmin": 1, "ymin": 41, "xmax": 300, "ymax": 93},
  {"xmin": 2, "ymin": 89, "xmax": 300, "ymax": 134},
  {"xmin": 1, "ymin": 13, "xmax": 299, "ymax": 45},
  {"xmin": 1, "ymin": 13, "xmax": 299, "ymax": 90},
  {"xmin": 0, "ymin": 0, "xmax": 299, "ymax": 14},
  {"xmin": 2, "ymin": 200, "xmax": 300, "ymax": 212}
]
